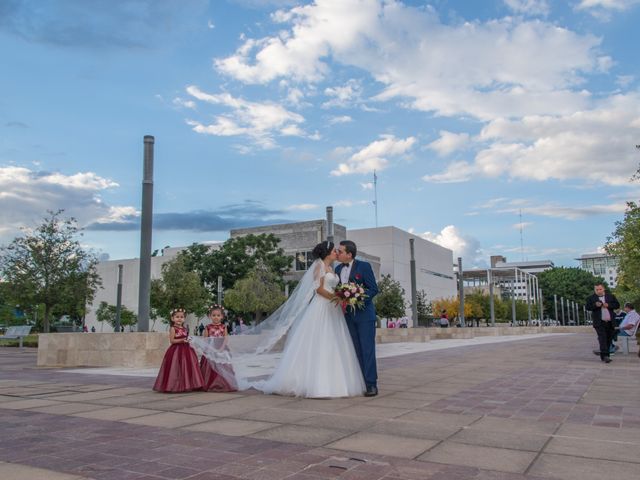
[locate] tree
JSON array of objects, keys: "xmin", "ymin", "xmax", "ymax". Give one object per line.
[
  {"xmin": 181, "ymin": 234, "xmax": 292, "ymax": 300},
  {"xmin": 415, "ymin": 290, "xmax": 433, "ymax": 326},
  {"xmin": 432, "ymin": 297, "xmax": 474, "ymax": 322},
  {"xmin": 95, "ymin": 301, "xmax": 138, "ymax": 330},
  {"xmin": 0, "ymin": 210, "xmax": 101, "ymax": 332},
  {"xmin": 150, "ymin": 255, "xmax": 211, "ymax": 324},
  {"xmin": 374, "ymin": 275, "xmax": 406, "ymax": 320},
  {"xmin": 537, "ymin": 267, "xmax": 606, "ymax": 318},
  {"xmin": 605, "ymin": 201, "xmax": 640, "ymax": 305},
  {"xmin": 52, "ymin": 270, "xmax": 101, "ymax": 326},
  {"xmin": 223, "ymin": 263, "xmax": 286, "ymax": 322},
  {"xmin": 465, "ymin": 290, "xmax": 510, "ymax": 323},
  {"xmin": 464, "ymin": 291, "xmax": 487, "ymax": 321}
]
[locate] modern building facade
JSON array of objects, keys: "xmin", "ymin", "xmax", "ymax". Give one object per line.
[
  {"xmin": 84, "ymin": 244, "xmax": 222, "ymax": 333},
  {"xmin": 230, "ymin": 220, "xmax": 382, "ymax": 281},
  {"xmin": 577, "ymin": 253, "xmax": 619, "ymax": 288},
  {"xmin": 84, "ymin": 220, "xmax": 456, "ymax": 331},
  {"xmin": 348, "ymin": 227, "xmax": 456, "ymax": 313},
  {"xmin": 490, "ymin": 255, "xmax": 554, "ymax": 300}
]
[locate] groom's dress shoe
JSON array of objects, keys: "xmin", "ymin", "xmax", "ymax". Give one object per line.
[{"xmin": 364, "ymin": 386, "xmax": 378, "ymax": 397}]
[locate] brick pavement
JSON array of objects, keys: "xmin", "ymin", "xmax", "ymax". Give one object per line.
[{"xmin": 0, "ymin": 333, "xmax": 639, "ymax": 480}]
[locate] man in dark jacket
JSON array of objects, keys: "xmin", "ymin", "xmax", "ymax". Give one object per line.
[{"xmin": 586, "ymin": 283, "xmax": 620, "ymax": 363}]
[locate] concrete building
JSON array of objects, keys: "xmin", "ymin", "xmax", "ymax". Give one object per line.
[
  {"xmin": 85, "ymin": 220, "xmax": 456, "ymax": 331},
  {"xmin": 231, "ymin": 220, "xmax": 381, "ymax": 281},
  {"xmin": 84, "ymin": 244, "xmax": 222, "ymax": 333},
  {"xmin": 490, "ymin": 256, "xmax": 554, "ymax": 300},
  {"xmin": 577, "ymin": 253, "xmax": 619, "ymax": 288},
  {"xmin": 348, "ymin": 227, "xmax": 456, "ymax": 309}
]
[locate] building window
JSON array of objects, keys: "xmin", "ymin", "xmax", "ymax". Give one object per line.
[{"xmin": 295, "ymin": 251, "xmax": 314, "ymax": 271}]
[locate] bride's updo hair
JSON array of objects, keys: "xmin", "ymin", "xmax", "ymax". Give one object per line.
[{"xmin": 311, "ymin": 241, "xmax": 335, "ymax": 260}]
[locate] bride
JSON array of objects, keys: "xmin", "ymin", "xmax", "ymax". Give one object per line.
[{"xmin": 259, "ymin": 241, "xmax": 365, "ymax": 398}]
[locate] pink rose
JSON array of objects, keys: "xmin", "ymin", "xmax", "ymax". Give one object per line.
[{"xmin": 344, "ymin": 291, "xmax": 351, "ymax": 297}]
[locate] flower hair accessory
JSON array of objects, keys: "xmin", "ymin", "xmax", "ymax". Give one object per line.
[
  {"xmin": 170, "ymin": 307, "xmax": 186, "ymax": 316},
  {"xmin": 208, "ymin": 304, "xmax": 224, "ymax": 313}
]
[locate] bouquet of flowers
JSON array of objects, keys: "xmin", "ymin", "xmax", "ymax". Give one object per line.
[{"xmin": 333, "ymin": 282, "xmax": 367, "ymax": 313}]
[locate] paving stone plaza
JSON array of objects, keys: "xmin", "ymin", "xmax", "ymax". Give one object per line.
[{"xmin": 1, "ymin": 333, "xmax": 639, "ymax": 480}]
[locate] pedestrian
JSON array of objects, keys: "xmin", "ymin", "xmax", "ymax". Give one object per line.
[
  {"xmin": 439, "ymin": 310, "xmax": 449, "ymax": 328},
  {"xmin": 91, "ymin": 326, "xmax": 96, "ymax": 333},
  {"xmin": 198, "ymin": 323, "xmax": 205, "ymax": 336},
  {"xmin": 586, "ymin": 283, "xmax": 620, "ymax": 364}
]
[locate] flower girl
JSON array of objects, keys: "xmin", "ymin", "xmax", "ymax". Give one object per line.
[
  {"xmin": 153, "ymin": 308, "xmax": 204, "ymax": 393},
  {"xmin": 199, "ymin": 305, "xmax": 238, "ymax": 392}
]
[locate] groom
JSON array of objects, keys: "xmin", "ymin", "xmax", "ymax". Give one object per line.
[{"xmin": 336, "ymin": 240, "xmax": 379, "ymax": 397}]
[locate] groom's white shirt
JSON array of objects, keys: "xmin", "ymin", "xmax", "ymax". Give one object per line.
[{"xmin": 340, "ymin": 260, "xmax": 354, "ymax": 284}]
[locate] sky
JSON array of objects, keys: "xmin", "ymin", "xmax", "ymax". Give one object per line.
[{"xmin": 1, "ymin": 0, "xmax": 640, "ymax": 268}]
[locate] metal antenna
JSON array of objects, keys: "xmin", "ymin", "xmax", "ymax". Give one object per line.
[
  {"xmin": 373, "ymin": 170, "xmax": 378, "ymax": 227},
  {"xmin": 519, "ymin": 209, "xmax": 524, "ymax": 261}
]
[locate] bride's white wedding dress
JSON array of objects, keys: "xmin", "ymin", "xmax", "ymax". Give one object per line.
[{"xmin": 260, "ymin": 270, "xmax": 366, "ymax": 398}]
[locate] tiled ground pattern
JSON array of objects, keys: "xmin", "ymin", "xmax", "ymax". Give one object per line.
[{"xmin": 0, "ymin": 332, "xmax": 638, "ymax": 480}]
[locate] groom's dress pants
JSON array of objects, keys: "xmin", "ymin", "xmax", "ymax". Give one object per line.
[{"xmin": 346, "ymin": 315, "xmax": 378, "ymax": 387}]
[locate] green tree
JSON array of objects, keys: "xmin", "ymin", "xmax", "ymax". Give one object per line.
[
  {"xmin": 95, "ymin": 301, "xmax": 138, "ymax": 330},
  {"xmin": 182, "ymin": 234, "xmax": 292, "ymax": 301},
  {"xmin": 537, "ymin": 267, "xmax": 606, "ymax": 318},
  {"xmin": 223, "ymin": 263, "xmax": 286, "ymax": 323},
  {"xmin": 0, "ymin": 210, "xmax": 101, "ymax": 332},
  {"xmin": 374, "ymin": 275, "xmax": 406, "ymax": 320},
  {"xmin": 415, "ymin": 290, "xmax": 433, "ymax": 326},
  {"xmin": 605, "ymin": 201, "xmax": 640, "ymax": 305},
  {"xmin": 150, "ymin": 255, "xmax": 211, "ymax": 324},
  {"xmin": 52, "ymin": 270, "xmax": 101, "ymax": 326}
]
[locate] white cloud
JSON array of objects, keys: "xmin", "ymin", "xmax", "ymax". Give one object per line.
[
  {"xmin": 420, "ymin": 225, "xmax": 483, "ymax": 266},
  {"xmin": 185, "ymin": 85, "xmax": 307, "ymax": 148},
  {"xmin": 173, "ymin": 97, "xmax": 197, "ymax": 109},
  {"xmin": 428, "ymin": 93, "xmax": 640, "ymax": 185},
  {"xmin": 423, "ymin": 161, "xmax": 476, "ymax": 183},
  {"xmin": 334, "ymin": 199, "xmax": 369, "ymax": 207},
  {"xmin": 215, "ymin": 1, "xmax": 379, "ymax": 84},
  {"xmin": 503, "ymin": 0, "xmax": 550, "ymax": 15},
  {"xmin": 360, "ymin": 182, "xmax": 373, "ymax": 190},
  {"xmin": 215, "ymin": 1, "xmax": 604, "ymax": 121},
  {"xmin": 286, "ymin": 203, "xmax": 319, "ymax": 210},
  {"xmin": 474, "ymin": 196, "xmax": 627, "ymax": 220},
  {"xmin": 576, "ymin": 0, "xmax": 640, "ymax": 11},
  {"xmin": 502, "ymin": 202, "xmax": 627, "ymax": 220},
  {"xmin": 0, "ymin": 166, "xmax": 133, "ymax": 243},
  {"xmin": 331, "ymin": 134, "xmax": 416, "ymax": 176},
  {"xmin": 329, "ymin": 115, "xmax": 353, "ymax": 124},
  {"xmin": 575, "ymin": 0, "xmax": 640, "ymax": 20},
  {"xmin": 323, "ymin": 79, "xmax": 363, "ymax": 108},
  {"xmin": 427, "ymin": 131, "xmax": 470, "ymax": 156},
  {"xmin": 512, "ymin": 221, "xmax": 533, "ymax": 229},
  {"xmin": 285, "ymin": 87, "xmax": 305, "ymax": 106}
]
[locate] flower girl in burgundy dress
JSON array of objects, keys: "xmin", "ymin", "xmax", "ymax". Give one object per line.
[
  {"xmin": 153, "ymin": 308, "xmax": 204, "ymax": 393},
  {"xmin": 199, "ymin": 305, "xmax": 238, "ymax": 392}
]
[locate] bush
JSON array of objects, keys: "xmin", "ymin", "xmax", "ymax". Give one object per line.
[{"xmin": 0, "ymin": 334, "xmax": 39, "ymax": 348}]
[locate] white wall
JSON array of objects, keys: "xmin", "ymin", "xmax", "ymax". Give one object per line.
[
  {"xmin": 85, "ymin": 252, "xmax": 180, "ymax": 333},
  {"xmin": 348, "ymin": 227, "xmax": 457, "ymax": 322}
]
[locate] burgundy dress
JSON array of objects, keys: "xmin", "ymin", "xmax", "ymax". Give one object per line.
[
  {"xmin": 153, "ymin": 326, "xmax": 204, "ymax": 393},
  {"xmin": 199, "ymin": 323, "xmax": 238, "ymax": 392}
]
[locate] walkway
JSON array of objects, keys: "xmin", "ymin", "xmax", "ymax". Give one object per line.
[{"xmin": 0, "ymin": 333, "xmax": 638, "ymax": 480}]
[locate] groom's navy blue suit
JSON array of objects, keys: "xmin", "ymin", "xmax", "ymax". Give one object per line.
[{"xmin": 336, "ymin": 259, "xmax": 379, "ymax": 389}]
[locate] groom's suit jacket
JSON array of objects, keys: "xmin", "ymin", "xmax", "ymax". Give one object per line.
[{"xmin": 336, "ymin": 259, "xmax": 379, "ymax": 322}]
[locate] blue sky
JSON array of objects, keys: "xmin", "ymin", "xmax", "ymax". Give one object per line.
[{"xmin": 1, "ymin": 0, "xmax": 639, "ymax": 268}]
